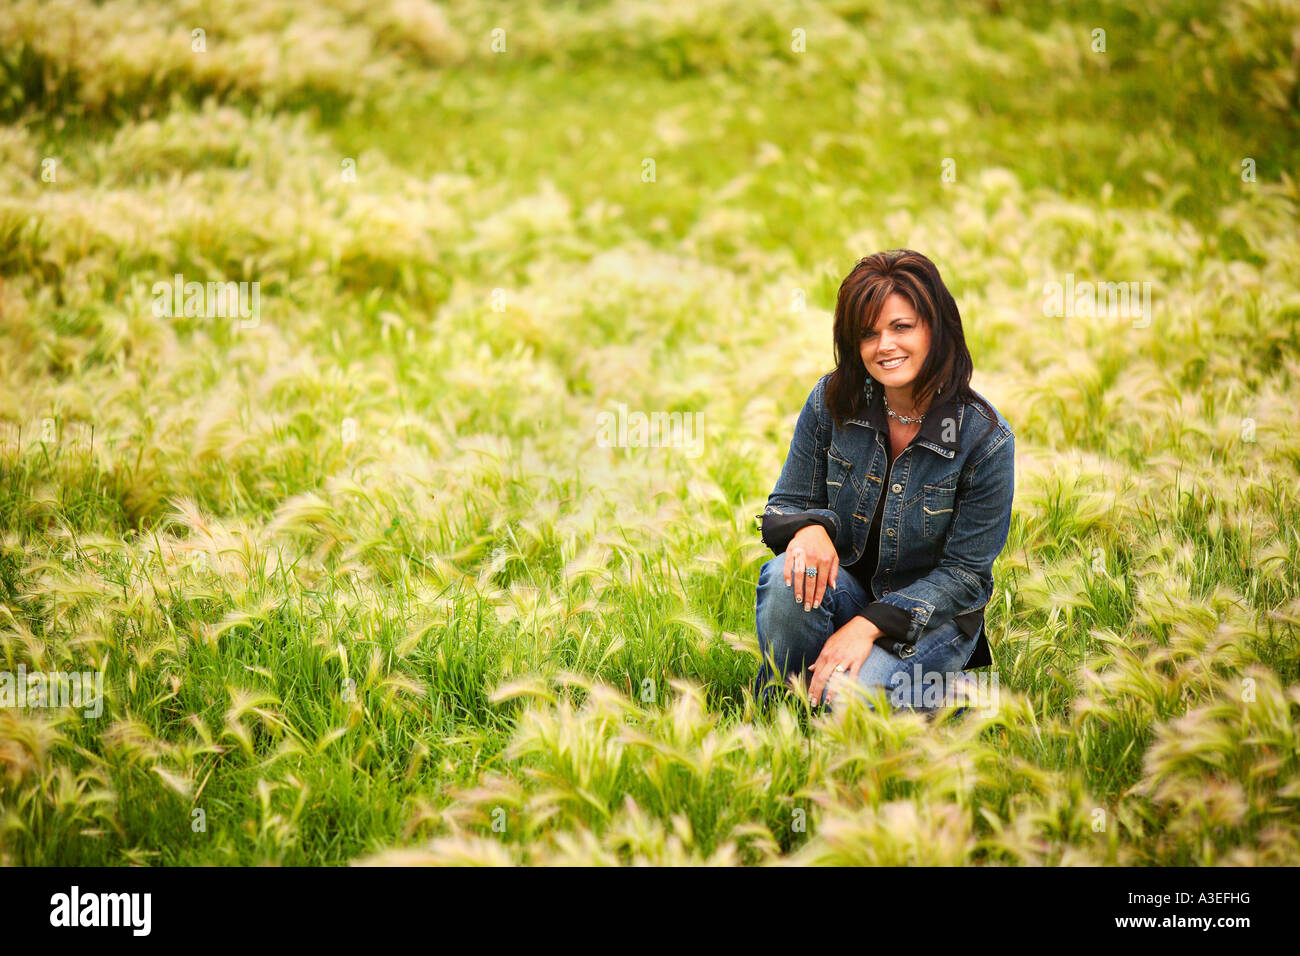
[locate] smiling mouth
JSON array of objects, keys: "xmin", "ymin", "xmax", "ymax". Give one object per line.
[{"xmin": 878, "ymin": 357, "xmax": 906, "ymax": 369}]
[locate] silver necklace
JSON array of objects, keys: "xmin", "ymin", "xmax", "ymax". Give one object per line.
[{"xmin": 883, "ymin": 394, "xmax": 925, "ymax": 425}]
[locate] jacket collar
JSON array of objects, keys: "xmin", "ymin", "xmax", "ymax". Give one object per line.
[{"xmin": 851, "ymin": 376, "xmax": 963, "ymax": 456}]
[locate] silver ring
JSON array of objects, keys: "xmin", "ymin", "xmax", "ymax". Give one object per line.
[
  {"xmin": 834, "ymin": 665, "xmax": 846, "ymax": 672},
  {"xmin": 804, "ymin": 567, "xmax": 818, "ymax": 577}
]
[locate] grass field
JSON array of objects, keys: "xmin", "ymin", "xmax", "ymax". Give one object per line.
[{"xmin": 2, "ymin": 0, "xmax": 1299, "ymax": 865}]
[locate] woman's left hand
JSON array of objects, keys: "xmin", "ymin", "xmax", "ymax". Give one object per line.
[{"xmin": 806, "ymin": 617, "xmax": 879, "ymax": 706}]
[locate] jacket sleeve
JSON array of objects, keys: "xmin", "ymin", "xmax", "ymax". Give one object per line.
[
  {"xmin": 759, "ymin": 375, "xmax": 843, "ymax": 556},
  {"xmin": 870, "ymin": 427, "xmax": 1015, "ymax": 646},
  {"xmin": 760, "ymin": 512, "xmax": 836, "ymax": 556},
  {"xmin": 855, "ymin": 602, "xmax": 912, "ymax": 643}
]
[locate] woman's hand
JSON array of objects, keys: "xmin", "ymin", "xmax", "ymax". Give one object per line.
[
  {"xmin": 807, "ymin": 616, "xmax": 879, "ymax": 706},
  {"xmin": 784, "ymin": 523, "xmax": 839, "ymax": 611}
]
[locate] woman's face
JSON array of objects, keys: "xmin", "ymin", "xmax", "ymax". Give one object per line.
[{"xmin": 859, "ymin": 293, "xmax": 931, "ymax": 391}]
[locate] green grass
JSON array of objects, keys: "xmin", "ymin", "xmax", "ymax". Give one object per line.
[{"xmin": 1, "ymin": 0, "xmax": 1298, "ymax": 866}]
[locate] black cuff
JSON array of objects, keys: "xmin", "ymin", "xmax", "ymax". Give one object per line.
[
  {"xmin": 857, "ymin": 602, "xmax": 912, "ymax": 644},
  {"xmin": 759, "ymin": 512, "xmax": 835, "ymax": 555}
]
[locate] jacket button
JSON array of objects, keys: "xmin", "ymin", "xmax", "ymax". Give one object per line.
[
  {"xmin": 886, "ymin": 529, "xmax": 895, "ymax": 537},
  {"xmin": 892, "ymin": 483, "xmax": 902, "ymax": 493}
]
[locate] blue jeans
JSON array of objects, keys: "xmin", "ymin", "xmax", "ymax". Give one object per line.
[{"xmin": 753, "ymin": 552, "xmax": 980, "ymax": 714}]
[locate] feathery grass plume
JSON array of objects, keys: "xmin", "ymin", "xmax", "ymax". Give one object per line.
[
  {"xmin": 1111, "ymin": 666, "xmax": 1299, "ymax": 864},
  {"xmin": 221, "ymin": 685, "xmax": 287, "ymax": 758},
  {"xmin": 0, "ymin": 0, "xmax": 467, "ymax": 119},
  {"xmin": 0, "ymin": 708, "xmax": 119, "ymax": 863},
  {"xmin": 437, "ymin": 771, "xmax": 529, "ymax": 836},
  {"xmin": 791, "ymin": 798, "xmax": 977, "ymax": 867},
  {"xmin": 354, "ymin": 834, "xmax": 519, "ymax": 866},
  {"xmin": 248, "ymin": 775, "xmax": 309, "ymax": 863}
]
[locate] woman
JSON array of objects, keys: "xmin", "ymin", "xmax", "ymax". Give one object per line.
[{"xmin": 753, "ymin": 249, "xmax": 1014, "ymax": 714}]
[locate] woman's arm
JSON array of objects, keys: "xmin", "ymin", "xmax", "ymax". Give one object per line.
[
  {"xmin": 871, "ymin": 427, "xmax": 1015, "ymax": 645},
  {"xmin": 759, "ymin": 375, "xmax": 842, "ymax": 555}
]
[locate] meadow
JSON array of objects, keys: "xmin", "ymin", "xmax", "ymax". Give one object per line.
[{"xmin": 1, "ymin": 0, "xmax": 1298, "ymax": 865}]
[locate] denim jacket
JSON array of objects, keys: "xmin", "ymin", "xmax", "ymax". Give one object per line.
[{"xmin": 758, "ymin": 372, "xmax": 1014, "ymax": 668}]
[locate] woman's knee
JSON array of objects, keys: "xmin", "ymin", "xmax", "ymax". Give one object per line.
[
  {"xmin": 755, "ymin": 553, "xmax": 827, "ymax": 671},
  {"xmin": 756, "ymin": 554, "xmax": 799, "ymax": 632}
]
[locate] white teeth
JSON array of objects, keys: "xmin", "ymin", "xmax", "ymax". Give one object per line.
[{"xmin": 880, "ymin": 357, "xmax": 905, "ymax": 368}]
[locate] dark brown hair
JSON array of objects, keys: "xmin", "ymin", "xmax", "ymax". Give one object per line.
[{"xmin": 825, "ymin": 249, "xmax": 999, "ymax": 444}]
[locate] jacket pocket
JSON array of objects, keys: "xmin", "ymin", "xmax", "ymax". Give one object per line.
[
  {"xmin": 922, "ymin": 480, "xmax": 957, "ymax": 538},
  {"xmin": 826, "ymin": 447, "xmax": 852, "ymax": 507}
]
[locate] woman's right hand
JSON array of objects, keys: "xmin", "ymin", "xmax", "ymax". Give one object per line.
[{"xmin": 784, "ymin": 523, "xmax": 840, "ymax": 611}]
